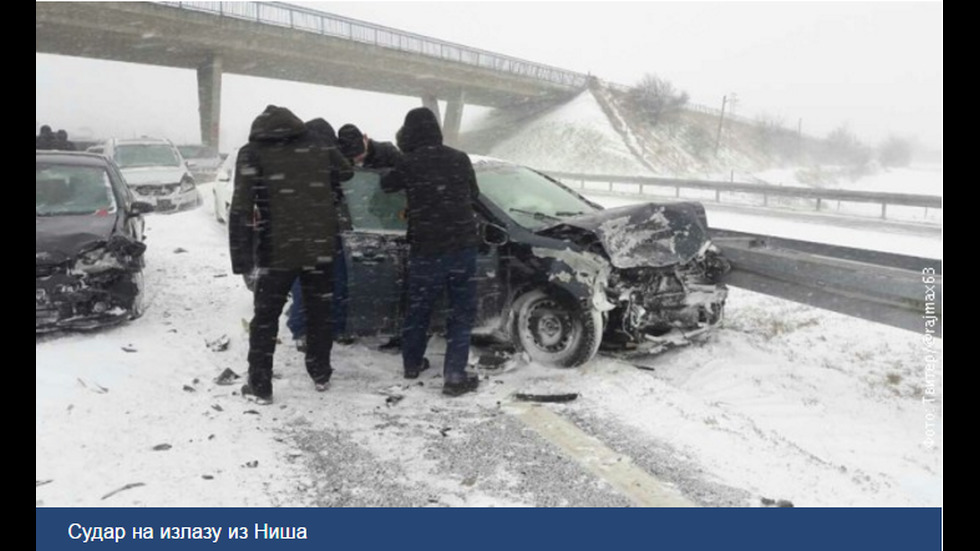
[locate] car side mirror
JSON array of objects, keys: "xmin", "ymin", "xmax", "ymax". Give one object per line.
[
  {"xmin": 130, "ymin": 201, "xmax": 155, "ymax": 215},
  {"xmin": 483, "ymin": 223, "xmax": 509, "ymax": 246}
]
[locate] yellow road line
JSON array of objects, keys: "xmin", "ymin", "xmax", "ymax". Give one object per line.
[{"xmin": 511, "ymin": 402, "xmax": 694, "ymax": 507}]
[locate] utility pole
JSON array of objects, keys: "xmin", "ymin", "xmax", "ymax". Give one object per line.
[{"xmin": 714, "ymin": 95, "xmax": 727, "ymax": 156}]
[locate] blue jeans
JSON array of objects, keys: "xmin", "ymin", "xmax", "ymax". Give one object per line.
[
  {"xmin": 287, "ymin": 243, "xmax": 349, "ymax": 339},
  {"xmin": 401, "ymin": 247, "xmax": 478, "ymax": 383}
]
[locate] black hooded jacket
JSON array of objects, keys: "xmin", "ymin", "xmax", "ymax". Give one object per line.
[
  {"xmin": 381, "ymin": 107, "xmax": 480, "ymax": 255},
  {"xmin": 305, "ymin": 117, "xmax": 354, "ymax": 214},
  {"xmin": 229, "ymin": 106, "xmax": 352, "ymax": 273},
  {"xmin": 362, "ymin": 139, "xmax": 402, "ymax": 169}
]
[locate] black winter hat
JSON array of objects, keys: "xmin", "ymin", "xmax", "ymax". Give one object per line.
[
  {"xmin": 337, "ymin": 124, "xmax": 365, "ymax": 159},
  {"xmin": 305, "ymin": 118, "xmax": 338, "ymax": 146}
]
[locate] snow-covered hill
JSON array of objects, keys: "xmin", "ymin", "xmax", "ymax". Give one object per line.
[{"xmin": 462, "ymin": 82, "xmax": 942, "ymax": 190}]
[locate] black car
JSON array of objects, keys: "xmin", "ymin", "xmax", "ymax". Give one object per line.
[
  {"xmin": 335, "ymin": 156, "xmax": 729, "ymax": 366},
  {"xmin": 36, "ymin": 151, "xmax": 153, "ymax": 332}
]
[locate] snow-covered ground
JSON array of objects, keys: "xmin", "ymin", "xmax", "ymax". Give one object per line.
[{"xmin": 36, "ymin": 188, "xmax": 942, "ymax": 507}]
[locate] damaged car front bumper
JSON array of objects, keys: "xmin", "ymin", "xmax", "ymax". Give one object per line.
[{"xmin": 36, "ymin": 236, "xmax": 145, "ymax": 332}]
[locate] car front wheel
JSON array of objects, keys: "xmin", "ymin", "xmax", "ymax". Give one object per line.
[{"xmin": 511, "ymin": 289, "xmax": 603, "ymax": 367}]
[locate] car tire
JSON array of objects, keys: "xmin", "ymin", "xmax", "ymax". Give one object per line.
[{"xmin": 511, "ymin": 289, "xmax": 603, "ymax": 367}]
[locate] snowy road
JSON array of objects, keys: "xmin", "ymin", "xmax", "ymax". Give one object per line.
[{"xmin": 36, "ymin": 188, "xmax": 942, "ymax": 507}]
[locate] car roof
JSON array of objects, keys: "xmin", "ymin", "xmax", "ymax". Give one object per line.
[
  {"xmin": 469, "ymin": 154, "xmax": 514, "ymax": 169},
  {"xmin": 111, "ymin": 136, "xmax": 175, "ymax": 146},
  {"xmin": 36, "ymin": 150, "xmax": 113, "ymax": 167}
]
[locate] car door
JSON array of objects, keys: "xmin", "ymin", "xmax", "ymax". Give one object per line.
[
  {"xmin": 339, "ymin": 170, "xmax": 408, "ymax": 336},
  {"xmin": 471, "ymin": 215, "xmax": 509, "ymax": 332}
]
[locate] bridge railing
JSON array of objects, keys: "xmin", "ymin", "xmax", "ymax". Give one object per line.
[
  {"xmin": 546, "ymin": 171, "xmax": 942, "ymax": 221},
  {"xmin": 161, "ymin": 1, "xmax": 589, "ymax": 88}
]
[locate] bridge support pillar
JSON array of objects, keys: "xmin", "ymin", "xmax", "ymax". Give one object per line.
[
  {"xmin": 197, "ymin": 55, "xmax": 222, "ymax": 149},
  {"xmin": 443, "ymin": 89, "xmax": 465, "ymax": 147},
  {"xmin": 421, "ymin": 93, "xmax": 442, "ymax": 127}
]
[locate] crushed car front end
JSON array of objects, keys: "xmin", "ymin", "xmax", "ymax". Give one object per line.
[
  {"xmin": 602, "ymin": 243, "xmax": 729, "ymax": 347},
  {"xmin": 536, "ymin": 201, "xmax": 730, "ymax": 351},
  {"xmin": 124, "ymin": 168, "xmax": 201, "ymax": 213},
  {"xmin": 36, "ymin": 235, "xmax": 146, "ymax": 332}
]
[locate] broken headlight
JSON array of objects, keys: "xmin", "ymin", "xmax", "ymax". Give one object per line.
[{"xmin": 179, "ymin": 174, "xmax": 196, "ymax": 193}]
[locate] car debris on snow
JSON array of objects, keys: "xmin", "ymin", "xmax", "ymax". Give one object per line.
[
  {"xmin": 206, "ymin": 334, "xmax": 230, "ymax": 352},
  {"xmin": 214, "ymin": 368, "xmax": 241, "ymax": 386},
  {"xmin": 513, "ymin": 392, "xmax": 579, "ymax": 403},
  {"xmin": 100, "ymin": 482, "xmax": 145, "ymax": 501}
]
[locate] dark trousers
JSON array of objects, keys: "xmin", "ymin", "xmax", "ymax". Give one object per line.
[
  {"xmin": 286, "ymin": 242, "xmax": 349, "ymax": 339},
  {"xmin": 401, "ymin": 247, "xmax": 477, "ymax": 384},
  {"xmin": 248, "ymin": 264, "xmax": 334, "ymax": 397}
]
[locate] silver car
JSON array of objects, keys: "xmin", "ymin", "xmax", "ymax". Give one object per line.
[{"xmin": 99, "ymin": 137, "xmax": 202, "ymax": 213}]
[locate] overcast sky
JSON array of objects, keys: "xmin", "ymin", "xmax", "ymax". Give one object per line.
[{"xmin": 36, "ymin": 1, "xmax": 943, "ymax": 153}]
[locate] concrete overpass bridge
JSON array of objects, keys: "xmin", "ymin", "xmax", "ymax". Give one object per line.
[{"xmin": 36, "ymin": 1, "xmax": 589, "ymax": 147}]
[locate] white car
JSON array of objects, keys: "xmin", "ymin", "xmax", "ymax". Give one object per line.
[
  {"xmin": 210, "ymin": 147, "xmax": 237, "ymax": 223},
  {"xmin": 99, "ymin": 137, "xmax": 202, "ymax": 213},
  {"xmin": 177, "ymin": 144, "xmax": 223, "ymax": 183}
]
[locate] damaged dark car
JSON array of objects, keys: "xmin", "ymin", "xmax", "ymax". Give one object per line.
[
  {"xmin": 36, "ymin": 151, "xmax": 152, "ymax": 332},
  {"xmin": 338, "ymin": 156, "xmax": 730, "ymax": 366}
]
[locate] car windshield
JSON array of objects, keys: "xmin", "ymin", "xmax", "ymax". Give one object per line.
[
  {"xmin": 476, "ymin": 163, "xmax": 598, "ymax": 230},
  {"xmin": 36, "ymin": 163, "xmax": 117, "ymax": 216},
  {"xmin": 177, "ymin": 145, "xmax": 217, "ymax": 159},
  {"xmin": 114, "ymin": 143, "xmax": 181, "ymax": 168}
]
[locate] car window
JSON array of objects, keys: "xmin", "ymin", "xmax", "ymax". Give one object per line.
[
  {"xmin": 114, "ymin": 143, "xmax": 181, "ymax": 168},
  {"xmin": 36, "ymin": 163, "xmax": 117, "ymax": 216},
  {"xmin": 476, "ymin": 163, "xmax": 598, "ymax": 230},
  {"xmin": 177, "ymin": 145, "xmax": 218, "ymax": 159},
  {"xmin": 342, "ymin": 171, "xmax": 407, "ymax": 232}
]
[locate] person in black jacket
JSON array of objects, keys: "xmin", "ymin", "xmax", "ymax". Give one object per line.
[
  {"xmin": 337, "ymin": 124, "xmax": 402, "ymax": 169},
  {"xmin": 285, "ymin": 118, "xmax": 355, "ymax": 349},
  {"xmin": 381, "ymin": 107, "xmax": 481, "ymax": 397},
  {"xmin": 36, "ymin": 125, "xmax": 56, "ymax": 150},
  {"xmin": 229, "ymin": 105, "xmax": 352, "ymax": 404},
  {"xmin": 337, "ymin": 122, "xmax": 406, "ymax": 351},
  {"xmin": 54, "ymin": 129, "xmax": 76, "ymax": 151}
]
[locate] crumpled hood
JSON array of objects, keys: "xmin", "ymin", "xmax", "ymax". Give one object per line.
[
  {"xmin": 36, "ymin": 215, "xmax": 116, "ymax": 265},
  {"xmin": 121, "ymin": 166, "xmax": 187, "ymax": 186},
  {"xmin": 538, "ymin": 202, "xmax": 710, "ymax": 269}
]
